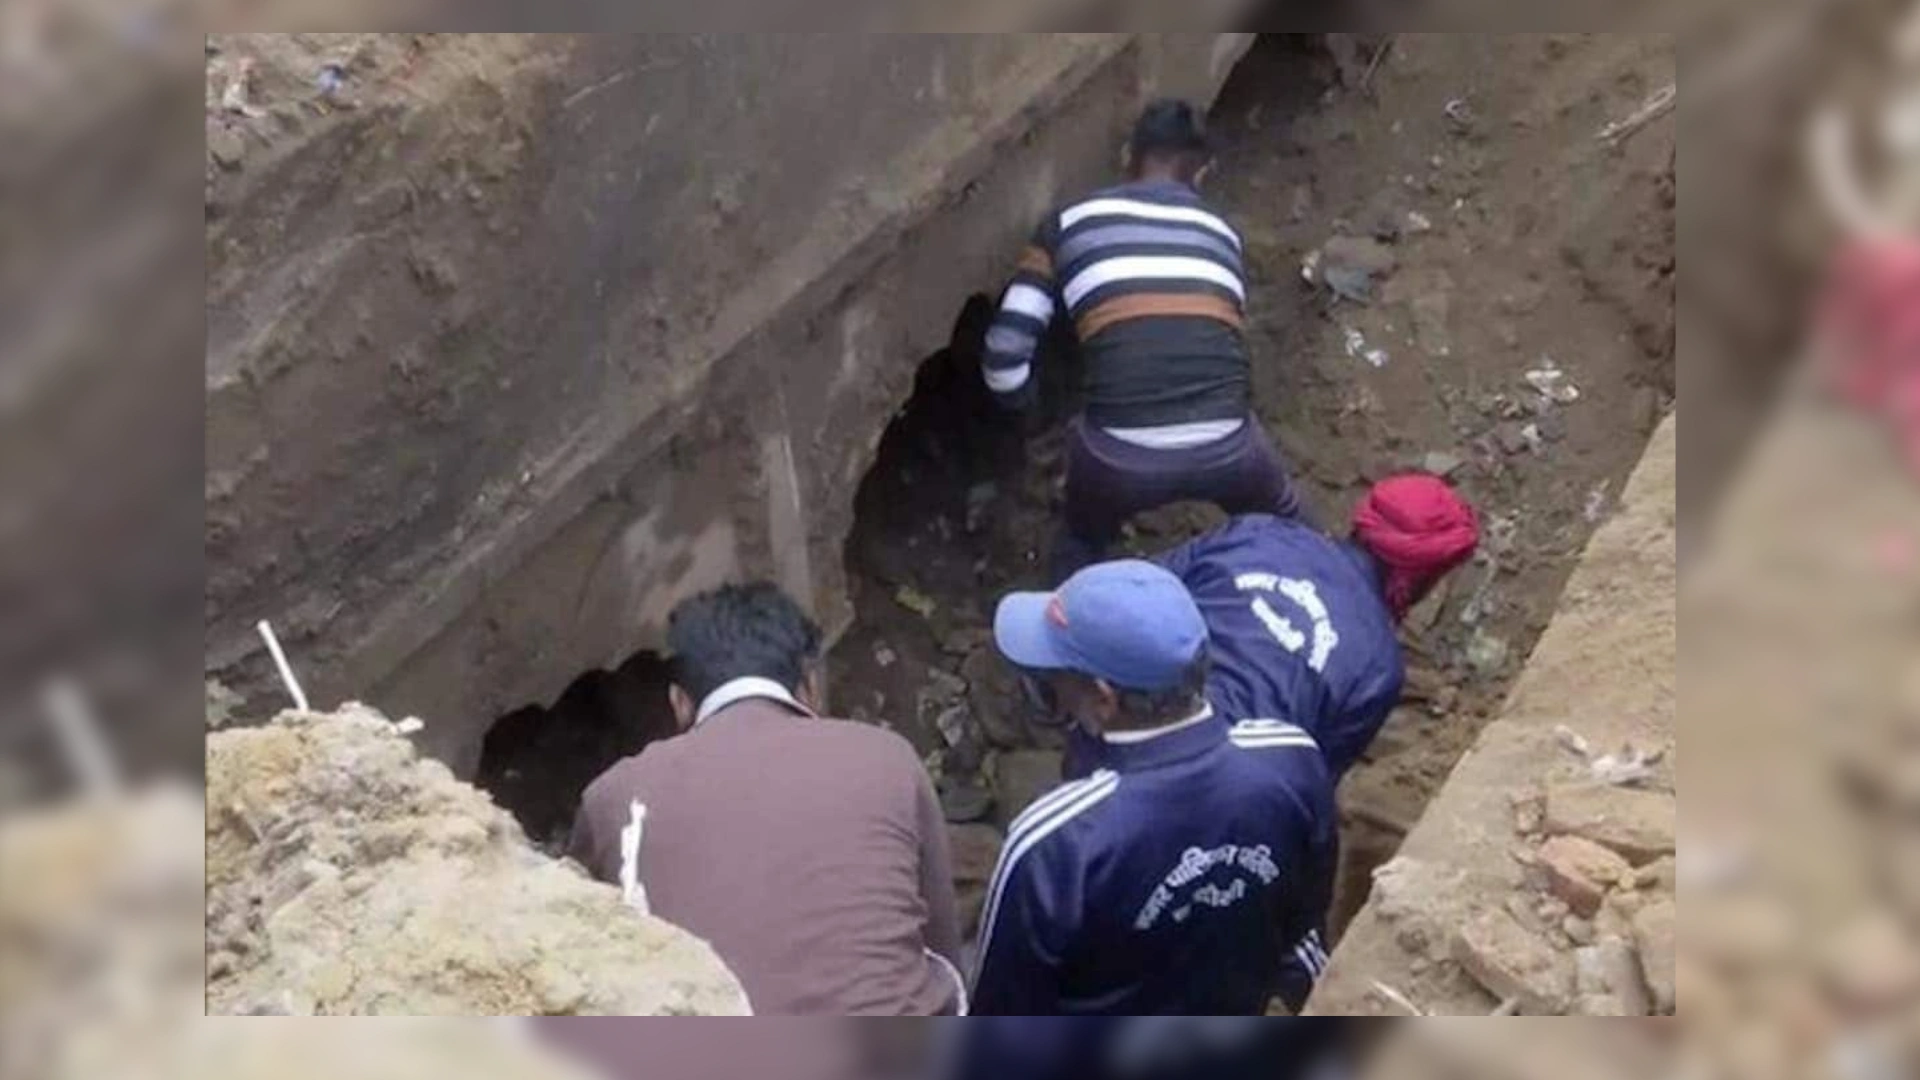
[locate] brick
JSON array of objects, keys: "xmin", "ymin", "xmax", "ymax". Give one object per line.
[
  {"xmin": 1538, "ymin": 835, "xmax": 1632, "ymax": 917},
  {"xmin": 1452, "ymin": 908, "xmax": 1573, "ymax": 1014},
  {"xmin": 1543, "ymin": 786, "xmax": 1676, "ymax": 864},
  {"xmin": 1631, "ymin": 898, "xmax": 1676, "ymax": 1013}
]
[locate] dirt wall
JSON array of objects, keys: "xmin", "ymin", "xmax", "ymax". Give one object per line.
[
  {"xmin": 1306, "ymin": 413, "xmax": 1676, "ymax": 1015},
  {"xmin": 205, "ymin": 32, "xmax": 1257, "ymax": 775}
]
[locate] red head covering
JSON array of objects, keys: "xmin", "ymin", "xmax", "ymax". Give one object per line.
[{"xmin": 1352, "ymin": 474, "xmax": 1481, "ymax": 621}]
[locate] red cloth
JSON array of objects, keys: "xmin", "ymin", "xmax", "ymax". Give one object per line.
[{"xmin": 1352, "ymin": 474, "xmax": 1480, "ymax": 620}]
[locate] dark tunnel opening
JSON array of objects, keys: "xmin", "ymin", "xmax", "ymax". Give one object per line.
[{"xmin": 475, "ymin": 651, "xmax": 679, "ymax": 851}]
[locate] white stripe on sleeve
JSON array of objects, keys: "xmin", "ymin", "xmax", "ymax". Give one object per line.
[
  {"xmin": 984, "ymin": 363, "xmax": 1031, "ymax": 394},
  {"xmin": 1229, "ymin": 735, "xmax": 1322, "ymax": 750},
  {"xmin": 1001, "ymin": 282, "xmax": 1056, "ymax": 323},
  {"xmin": 973, "ymin": 770, "xmax": 1119, "ymax": 979}
]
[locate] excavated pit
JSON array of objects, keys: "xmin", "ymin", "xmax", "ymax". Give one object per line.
[
  {"xmin": 825, "ymin": 31, "xmax": 1676, "ymax": 946},
  {"xmin": 459, "ymin": 33, "xmax": 1675, "ymax": 955}
]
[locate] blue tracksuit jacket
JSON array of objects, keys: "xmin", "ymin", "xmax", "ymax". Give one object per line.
[
  {"xmin": 1159, "ymin": 514, "xmax": 1405, "ymax": 779},
  {"xmin": 971, "ymin": 710, "xmax": 1337, "ymax": 1015}
]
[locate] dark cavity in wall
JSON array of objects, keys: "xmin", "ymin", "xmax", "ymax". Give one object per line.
[
  {"xmin": 475, "ymin": 651, "xmax": 678, "ymax": 851},
  {"xmin": 827, "ymin": 293, "xmax": 1081, "ymax": 759}
]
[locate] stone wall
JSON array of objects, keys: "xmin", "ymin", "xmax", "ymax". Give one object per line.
[{"xmin": 205, "ymin": 32, "xmax": 1258, "ymax": 775}]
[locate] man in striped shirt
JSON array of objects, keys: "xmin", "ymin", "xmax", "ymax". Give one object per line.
[{"xmin": 983, "ymin": 99, "xmax": 1306, "ymax": 582}]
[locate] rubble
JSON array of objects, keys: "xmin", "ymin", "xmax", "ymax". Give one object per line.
[
  {"xmin": 962, "ymin": 647, "xmax": 1027, "ymax": 749},
  {"xmin": 1537, "ymin": 834, "xmax": 1633, "ymax": 917},
  {"xmin": 991, "ymin": 749, "xmax": 1065, "ymax": 828},
  {"xmin": 205, "ymin": 705, "xmax": 750, "ymax": 1015},
  {"xmin": 1541, "ymin": 784, "xmax": 1676, "ymax": 864},
  {"xmin": 1311, "ymin": 234, "xmax": 1400, "ymax": 303},
  {"xmin": 1573, "ymin": 937, "xmax": 1651, "ymax": 1016},
  {"xmin": 1452, "ymin": 908, "xmax": 1574, "ymax": 1014},
  {"xmin": 948, "ymin": 824, "xmax": 1004, "ymax": 938},
  {"xmin": 1631, "ymin": 898, "xmax": 1676, "ymax": 1013}
]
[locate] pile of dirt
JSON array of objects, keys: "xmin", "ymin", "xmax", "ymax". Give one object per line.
[
  {"xmin": 0, "ymin": 787, "xmax": 204, "ymax": 1080},
  {"xmin": 1, "ymin": 785, "xmax": 610, "ymax": 1075},
  {"xmin": 205, "ymin": 704, "xmax": 749, "ymax": 1016}
]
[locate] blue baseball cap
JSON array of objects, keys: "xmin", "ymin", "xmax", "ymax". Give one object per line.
[{"xmin": 993, "ymin": 560, "xmax": 1207, "ymax": 691}]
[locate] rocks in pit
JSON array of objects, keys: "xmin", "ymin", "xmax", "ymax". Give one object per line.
[
  {"xmin": 938, "ymin": 773, "xmax": 994, "ymax": 824},
  {"xmin": 991, "ymin": 749, "xmax": 1065, "ymax": 830},
  {"xmin": 961, "ymin": 647, "xmax": 1026, "ymax": 749},
  {"xmin": 948, "ymin": 823, "xmax": 1004, "ymax": 939},
  {"xmin": 1306, "ymin": 235, "xmax": 1399, "ymax": 304}
]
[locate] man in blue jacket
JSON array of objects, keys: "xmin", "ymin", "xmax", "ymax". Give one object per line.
[
  {"xmin": 1064, "ymin": 474, "xmax": 1480, "ymax": 782},
  {"xmin": 972, "ymin": 560, "xmax": 1337, "ymax": 1015}
]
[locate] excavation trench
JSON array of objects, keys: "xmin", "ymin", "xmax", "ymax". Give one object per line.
[{"xmin": 472, "ymin": 33, "xmax": 1675, "ymax": 951}]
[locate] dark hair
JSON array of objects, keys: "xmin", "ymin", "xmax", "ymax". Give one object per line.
[
  {"xmin": 1111, "ymin": 652, "xmax": 1212, "ymax": 729},
  {"xmin": 1129, "ymin": 98, "xmax": 1212, "ymax": 174},
  {"xmin": 666, "ymin": 582, "xmax": 823, "ymax": 703}
]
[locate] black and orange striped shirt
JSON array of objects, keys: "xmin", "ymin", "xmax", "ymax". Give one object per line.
[{"xmin": 983, "ymin": 178, "xmax": 1251, "ymax": 433}]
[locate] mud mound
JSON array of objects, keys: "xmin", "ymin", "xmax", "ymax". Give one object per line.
[
  {"xmin": 205, "ymin": 705, "xmax": 749, "ymax": 1016},
  {"xmin": 1, "ymin": 787, "xmax": 204, "ymax": 1080}
]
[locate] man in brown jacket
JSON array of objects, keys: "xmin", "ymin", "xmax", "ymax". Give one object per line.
[{"xmin": 567, "ymin": 582, "xmax": 966, "ymax": 1015}]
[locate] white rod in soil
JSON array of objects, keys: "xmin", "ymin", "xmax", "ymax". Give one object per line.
[
  {"xmin": 43, "ymin": 677, "xmax": 119, "ymax": 797},
  {"xmin": 257, "ymin": 619, "xmax": 310, "ymax": 713}
]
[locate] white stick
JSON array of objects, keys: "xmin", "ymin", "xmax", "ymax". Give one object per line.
[
  {"xmin": 1370, "ymin": 979, "xmax": 1428, "ymax": 1016},
  {"xmin": 43, "ymin": 677, "xmax": 119, "ymax": 797},
  {"xmin": 1596, "ymin": 83, "xmax": 1676, "ymax": 144},
  {"xmin": 619, "ymin": 800, "xmax": 651, "ymax": 915},
  {"xmin": 257, "ymin": 619, "xmax": 310, "ymax": 712}
]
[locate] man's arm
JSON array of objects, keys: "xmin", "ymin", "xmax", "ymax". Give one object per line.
[
  {"xmin": 970, "ymin": 820, "xmax": 1081, "ymax": 1015},
  {"xmin": 981, "ymin": 219, "xmax": 1059, "ymax": 411},
  {"xmin": 912, "ymin": 765, "xmax": 964, "ymax": 967}
]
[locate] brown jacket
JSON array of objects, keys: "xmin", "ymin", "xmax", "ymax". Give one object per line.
[{"xmin": 568, "ymin": 689, "xmax": 963, "ymax": 1015}]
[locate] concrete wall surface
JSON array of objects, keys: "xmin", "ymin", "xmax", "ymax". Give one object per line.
[
  {"xmin": 1307, "ymin": 413, "xmax": 1676, "ymax": 1015},
  {"xmin": 206, "ymin": 32, "xmax": 1257, "ymax": 772}
]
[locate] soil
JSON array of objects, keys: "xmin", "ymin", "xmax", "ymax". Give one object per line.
[
  {"xmin": 827, "ymin": 32, "xmax": 1675, "ymax": 941},
  {"xmin": 205, "ymin": 703, "xmax": 749, "ymax": 1016}
]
